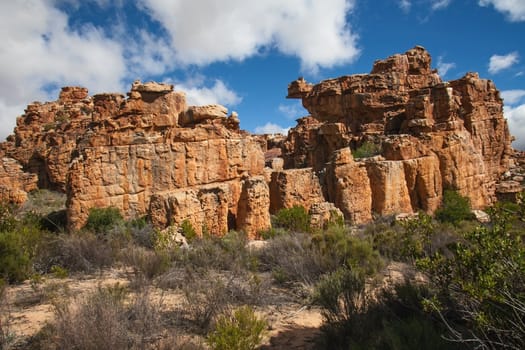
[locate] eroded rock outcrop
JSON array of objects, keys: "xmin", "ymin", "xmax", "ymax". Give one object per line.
[
  {"xmin": 283, "ymin": 46, "xmax": 513, "ymax": 223},
  {"xmin": 0, "ymin": 46, "xmax": 517, "ymax": 234},
  {"xmin": 0, "ymin": 157, "xmax": 38, "ymax": 204},
  {"xmin": 1, "ymin": 81, "xmax": 269, "ymax": 236}
]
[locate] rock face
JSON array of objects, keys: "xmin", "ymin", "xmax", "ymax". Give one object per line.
[
  {"xmin": 0, "ymin": 81, "xmax": 269, "ymax": 237},
  {"xmin": 0, "ymin": 47, "xmax": 517, "ymax": 234},
  {"xmin": 284, "ymin": 46, "xmax": 513, "ymax": 223},
  {"xmin": 0, "ymin": 157, "xmax": 38, "ymax": 204}
]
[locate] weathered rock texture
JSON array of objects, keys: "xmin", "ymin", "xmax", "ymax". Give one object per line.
[
  {"xmin": 0, "ymin": 47, "xmax": 517, "ymax": 234},
  {"xmin": 0, "ymin": 157, "xmax": 38, "ymax": 204},
  {"xmin": 0, "ymin": 81, "xmax": 269, "ymax": 237},
  {"xmin": 283, "ymin": 46, "xmax": 514, "ymax": 223}
]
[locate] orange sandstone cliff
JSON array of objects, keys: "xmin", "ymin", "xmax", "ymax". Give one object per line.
[{"xmin": 0, "ymin": 46, "xmax": 518, "ymax": 235}]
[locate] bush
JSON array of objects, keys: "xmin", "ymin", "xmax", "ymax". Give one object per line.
[
  {"xmin": 0, "ymin": 212, "xmax": 47, "ymax": 283},
  {"xmin": 118, "ymin": 245, "xmax": 169, "ymax": 280},
  {"xmin": 180, "ymin": 219, "xmax": 197, "ymax": 241},
  {"xmin": 257, "ymin": 225, "xmax": 382, "ymax": 287},
  {"xmin": 84, "ymin": 207, "xmax": 123, "ymax": 234},
  {"xmin": 313, "ymin": 275, "xmax": 460, "ymax": 350},
  {"xmin": 45, "ymin": 284, "xmax": 165, "ymax": 350},
  {"xmin": 179, "ymin": 231, "xmax": 253, "ymax": 274},
  {"xmin": 352, "ymin": 141, "xmax": 382, "ymax": 159},
  {"xmin": 272, "ymin": 206, "xmax": 310, "ymax": 232},
  {"xmin": 0, "ymin": 280, "xmax": 15, "ymax": 349},
  {"xmin": 35, "ymin": 232, "xmax": 114, "ymax": 273},
  {"xmin": 206, "ymin": 306, "xmax": 267, "ymax": 350},
  {"xmin": 435, "ymin": 190, "xmax": 473, "ymax": 225},
  {"xmin": 310, "ymin": 224, "xmax": 383, "ymax": 276},
  {"xmin": 418, "ymin": 206, "xmax": 525, "ymax": 349}
]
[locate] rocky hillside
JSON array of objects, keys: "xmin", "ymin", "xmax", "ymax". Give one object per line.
[{"xmin": 0, "ymin": 46, "xmax": 520, "ymax": 235}]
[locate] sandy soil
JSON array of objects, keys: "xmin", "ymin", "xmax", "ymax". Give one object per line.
[{"xmin": 2, "ymin": 268, "xmax": 324, "ymax": 349}]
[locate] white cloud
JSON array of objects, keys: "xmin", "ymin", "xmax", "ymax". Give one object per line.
[
  {"xmin": 0, "ymin": 0, "xmax": 127, "ymax": 139},
  {"xmin": 399, "ymin": 0, "xmax": 411, "ymax": 12},
  {"xmin": 505, "ymin": 104, "xmax": 525, "ymax": 150},
  {"xmin": 138, "ymin": 0, "xmax": 360, "ymax": 73},
  {"xmin": 278, "ymin": 101, "xmax": 307, "ymax": 120},
  {"xmin": 431, "ymin": 0, "xmax": 452, "ymax": 10},
  {"xmin": 478, "ymin": 0, "xmax": 525, "ymax": 21},
  {"xmin": 436, "ymin": 56, "xmax": 456, "ymax": 77},
  {"xmin": 488, "ymin": 52, "xmax": 519, "ymax": 74},
  {"xmin": 254, "ymin": 122, "xmax": 290, "ymax": 135},
  {"xmin": 178, "ymin": 79, "xmax": 242, "ymax": 107},
  {"xmin": 501, "ymin": 90, "xmax": 525, "ymax": 105}
]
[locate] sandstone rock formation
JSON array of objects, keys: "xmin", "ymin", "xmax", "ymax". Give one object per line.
[
  {"xmin": 0, "ymin": 81, "xmax": 269, "ymax": 237},
  {"xmin": 283, "ymin": 46, "xmax": 514, "ymax": 223},
  {"xmin": 0, "ymin": 157, "xmax": 38, "ymax": 204},
  {"xmin": 0, "ymin": 46, "xmax": 518, "ymax": 234}
]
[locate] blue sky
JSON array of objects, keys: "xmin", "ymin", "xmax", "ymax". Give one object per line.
[{"xmin": 1, "ymin": 0, "xmax": 525, "ymax": 147}]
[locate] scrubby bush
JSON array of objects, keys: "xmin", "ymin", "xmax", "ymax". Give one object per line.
[
  {"xmin": 352, "ymin": 141, "xmax": 382, "ymax": 159},
  {"xmin": 311, "ymin": 224, "xmax": 383, "ymax": 276},
  {"xmin": 272, "ymin": 206, "xmax": 311, "ymax": 232},
  {"xmin": 45, "ymin": 284, "xmax": 165, "ymax": 350},
  {"xmin": 35, "ymin": 232, "xmax": 114, "ymax": 273},
  {"xmin": 257, "ymin": 224, "xmax": 382, "ymax": 287},
  {"xmin": 179, "ymin": 231, "xmax": 253, "ymax": 274},
  {"xmin": 0, "ymin": 209, "xmax": 47, "ymax": 283},
  {"xmin": 206, "ymin": 306, "xmax": 267, "ymax": 350},
  {"xmin": 0, "ymin": 280, "xmax": 15, "ymax": 349},
  {"xmin": 435, "ymin": 190, "xmax": 473, "ymax": 225},
  {"xmin": 118, "ymin": 245, "xmax": 169, "ymax": 280},
  {"xmin": 313, "ymin": 273, "xmax": 460, "ymax": 350},
  {"xmin": 180, "ymin": 219, "xmax": 197, "ymax": 241},
  {"xmin": 84, "ymin": 206, "xmax": 123, "ymax": 234},
  {"xmin": 418, "ymin": 206, "xmax": 525, "ymax": 349}
]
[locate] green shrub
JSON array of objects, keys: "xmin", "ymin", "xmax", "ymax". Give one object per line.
[
  {"xmin": 435, "ymin": 190, "xmax": 473, "ymax": 225},
  {"xmin": 313, "ymin": 277, "xmax": 461, "ymax": 350},
  {"xmin": 311, "ymin": 224, "xmax": 383, "ymax": 276},
  {"xmin": 273, "ymin": 205, "xmax": 310, "ymax": 232},
  {"xmin": 50, "ymin": 265, "xmax": 69, "ymax": 279},
  {"xmin": 312, "ymin": 266, "xmax": 366, "ymax": 325},
  {"xmin": 417, "ymin": 206, "xmax": 525, "ymax": 349},
  {"xmin": 258, "ymin": 227, "xmax": 288, "ymax": 240},
  {"xmin": 180, "ymin": 219, "xmax": 197, "ymax": 241},
  {"xmin": 84, "ymin": 207, "xmax": 123, "ymax": 234},
  {"xmin": 352, "ymin": 141, "xmax": 382, "ymax": 159},
  {"xmin": 206, "ymin": 306, "xmax": 267, "ymax": 350},
  {"xmin": 0, "ymin": 214, "xmax": 46, "ymax": 283}
]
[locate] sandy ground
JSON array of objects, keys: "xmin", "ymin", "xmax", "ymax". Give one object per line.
[{"xmin": 2, "ymin": 268, "xmax": 324, "ymax": 349}]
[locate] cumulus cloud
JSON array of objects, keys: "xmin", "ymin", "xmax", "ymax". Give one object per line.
[
  {"xmin": 505, "ymin": 104, "xmax": 525, "ymax": 150},
  {"xmin": 502, "ymin": 89, "xmax": 525, "ymax": 150},
  {"xmin": 431, "ymin": 0, "xmax": 452, "ymax": 10},
  {"xmin": 478, "ymin": 0, "xmax": 525, "ymax": 21},
  {"xmin": 138, "ymin": 0, "xmax": 360, "ymax": 72},
  {"xmin": 178, "ymin": 79, "xmax": 242, "ymax": 107},
  {"xmin": 436, "ymin": 56, "xmax": 456, "ymax": 77},
  {"xmin": 501, "ymin": 90, "xmax": 525, "ymax": 105},
  {"xmin": 488, "ymin": 52, "xmax": 520, "ymax": 74},
  {"xmin": 0, "ymin": 1, "xmax": 127, "ymax": 140},
  {"xmin": 278, "ymin": 101, "xmax": 307, "ymax": 120},
  {"xmin": 254, "ymin": 122, "xmax": 290, "ymax": 135}
]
